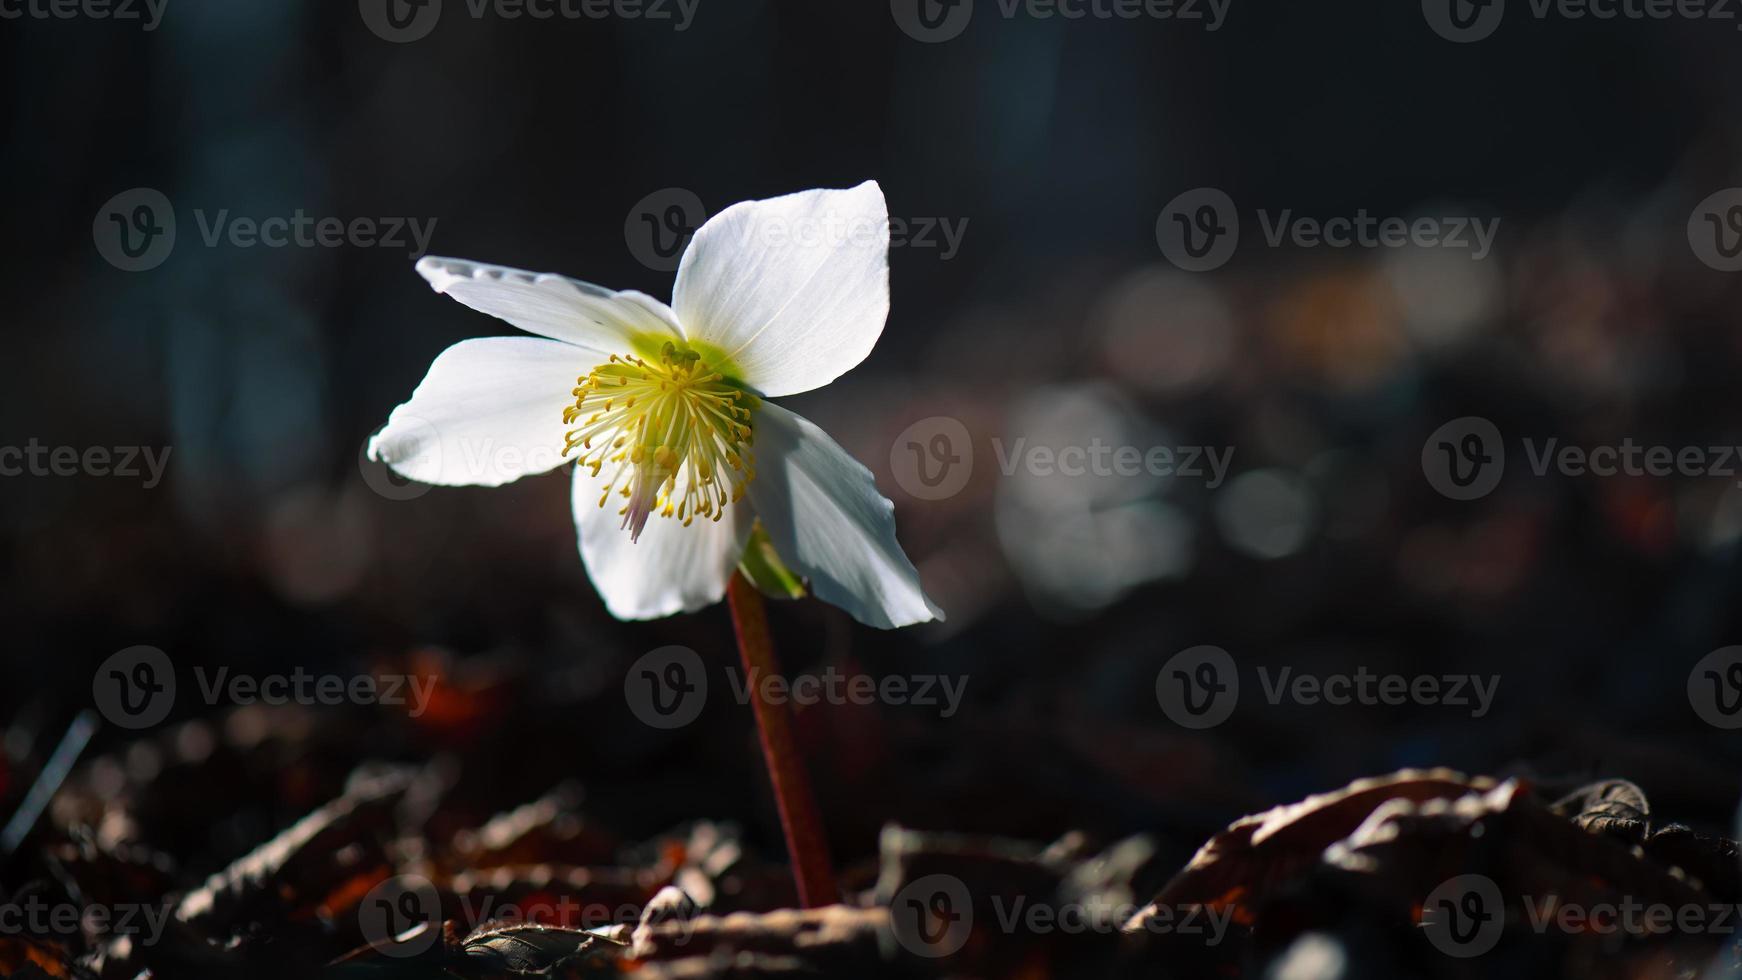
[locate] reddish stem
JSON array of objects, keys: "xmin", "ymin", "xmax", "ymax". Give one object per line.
[{"xmin": 724, "ymin": 572, "xmax": 838, "ymax": 908}]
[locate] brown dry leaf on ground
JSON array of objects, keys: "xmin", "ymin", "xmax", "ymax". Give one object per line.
[{"xmin": 7, "ymin": 697, "xmax": 1740, "ymax": 979}]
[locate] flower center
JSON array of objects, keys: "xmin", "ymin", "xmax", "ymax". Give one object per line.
[{"xmin": 563, "ymin": 341, "xmax": 758, "ymax": 542}]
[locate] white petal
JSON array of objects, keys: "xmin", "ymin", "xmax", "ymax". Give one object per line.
[
  {"xmin": 672, "ymin": 182, "xmax": 890, "ymax": 397},
  {"xmin": 573, "ymin": 463, "xmax": 753, "ymax": 620},
  {"xmin": 417, "ymin": 255, "xmax": 684, "ymax": 354},
  {"xmin": 368, "ymin": 337, "xmax": 588, "ymax": 487},
  {"xmin": 746, "ymin": 403, "xmax": 943, "ymax": 629}
]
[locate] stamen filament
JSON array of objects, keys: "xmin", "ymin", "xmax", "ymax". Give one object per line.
[{"xmin": 563, "ymin": 342, "xmax": 757, "ymax": 541}]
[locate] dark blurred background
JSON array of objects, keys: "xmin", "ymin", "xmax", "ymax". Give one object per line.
[{"xmin": 5, "ymin": 0, "xmax": 1742, "ymax": 902}]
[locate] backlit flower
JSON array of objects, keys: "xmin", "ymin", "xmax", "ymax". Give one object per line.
[{"xmin": 369, "ymin": 182, "xmax": 943, "ymax": 629}]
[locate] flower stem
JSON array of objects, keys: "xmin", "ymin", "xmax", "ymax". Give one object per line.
[{"xmin": 724, "ymin": 572, "xmax": 837, "ymax": 908}]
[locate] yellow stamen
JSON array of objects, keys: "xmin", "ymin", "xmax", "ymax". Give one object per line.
[{"xmin": 563, "ymin": 340, "xmax": 758, "ymax": 542}]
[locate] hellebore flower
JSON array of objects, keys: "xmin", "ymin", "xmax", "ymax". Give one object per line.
[{"xmin": 369, "ymin": 182, "xmax": 943, "ymax": 629}]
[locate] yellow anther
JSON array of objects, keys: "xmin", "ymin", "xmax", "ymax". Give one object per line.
[{"xmin": 563, "ymin": 341, "xmax": 758, "ymax": 541}]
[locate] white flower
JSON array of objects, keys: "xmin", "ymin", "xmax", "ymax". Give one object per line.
[{"xmin": 368, "ymin": 182, "xmax": 943, "ymax": 629}]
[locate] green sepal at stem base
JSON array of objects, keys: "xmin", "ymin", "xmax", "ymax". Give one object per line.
[{"xmin": 737, "ymin": 523, "xmax": 806, "ymax": 600}]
